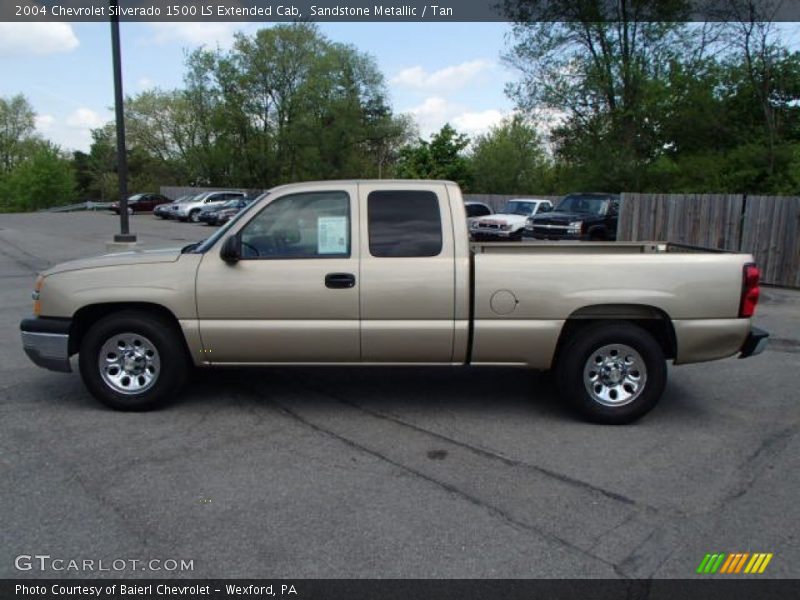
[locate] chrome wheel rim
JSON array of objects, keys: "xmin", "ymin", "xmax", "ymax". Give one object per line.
[
  {"xmin": 583, "ymin": 343, "xmax": 646, "ymax": 407},
  {"xmin": 190, "ymin": 211, "xmax": 199, "ymax": 222},
  {"xmin": 98, "ymin": 332, "xmax": 160, "ymax": 395}
]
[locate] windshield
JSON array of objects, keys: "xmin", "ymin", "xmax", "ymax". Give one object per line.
[
  {"xmin": 556, "ymin": 195, "xmax": 610, "ymax": 215},
  {"xmin": 173, "ymin": 195, "xmax": 191, "ymax": 203},
  {"xmin": 127, "ymin": 194, "xmax": 144, "ymax": 201},
  {"xmin": 222, "ymin": 199, "xmax": 242, "ymax": 209},
  {"xmin": 500, "ymin": 201, "xmax": 536, "ymax": 216},
  {"xmin": 190, "ymin": 193, "xmax": 268, "ymax": 254}
]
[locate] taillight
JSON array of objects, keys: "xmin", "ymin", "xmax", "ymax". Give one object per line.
[{"xmin": 739, "ymin": 263, "xmax": 760, "ymax": 318}]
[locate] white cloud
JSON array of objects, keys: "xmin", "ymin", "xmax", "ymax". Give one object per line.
[
  {"xmin": 391, "ymin": 60, "xmax": 494, "ymax": 92},
  {"xmin": 0, "ymin": 22, "xmax": 79, "ymax": 56},
  {"xmin": 66, "ymin": 108, "xmax": 106, "ymax": 129},
  {"xmin": 453, "ymin": 109, "xmax": 506, "ymax": 135},
  {"xmin": 405, "ymin": 96, "xmax": 508, "ymax": 139},
  {"xmin": 35, "ymin": 114, "xmax": 55, "ymax": 133},
  {"xmin": 146, "ymin": 22, "xmax": 245, "ymax": 49},
  {"xmin": 138, "ymin": 77, "xmax": 154, "ymax": 89}
]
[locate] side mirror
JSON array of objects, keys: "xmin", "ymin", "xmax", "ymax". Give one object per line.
[{"xmin": 220, "ymin": 235, "xmax": 241, "ymax": 264}]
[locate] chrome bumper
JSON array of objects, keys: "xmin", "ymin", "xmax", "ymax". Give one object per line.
[
  {"xmin": 20, "ymin": 317, "xmax": 72, "ymax": 373},
  {"xmin": 739, "ymin": 326, "xmax": 769, "ymax": 359}
]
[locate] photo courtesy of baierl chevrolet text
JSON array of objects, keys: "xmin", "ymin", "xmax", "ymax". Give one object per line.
[{"xmin": 1, "ymin": 1, "xmax": 798, "ymax": 599}]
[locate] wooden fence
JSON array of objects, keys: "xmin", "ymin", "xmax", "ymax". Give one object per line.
[
  {"xmin": 740, "ymin": 196, "xmax": 800, "ymax": 288},
  {"xmin": 618, "ymin": 193, "xmax": 800, "ymax": 287}
]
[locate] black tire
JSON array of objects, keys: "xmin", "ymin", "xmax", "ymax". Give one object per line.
[
  {"xmin": 555, "ymin": 321, "xmax": 666, "ymax": 424},
  {"xmin": 510, "ymin": 230, "xmax": 524, "ymax": 241},
  {"xmin": 79, "ymin": 310, "xmax": 188, "ymax": 411},
  {"xmin": 189, "ymin": 209, "xmax": 201, "ymax": 223}
]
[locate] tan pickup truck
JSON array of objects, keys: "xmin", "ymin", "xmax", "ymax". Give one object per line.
[{"xmin": 20, "ymin": 180, "xmax": 768, "ymax": 423}]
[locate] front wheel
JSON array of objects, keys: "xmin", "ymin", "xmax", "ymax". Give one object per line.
[
  {"xmin": 555, "ymin": 322, "xmax": 666, "ymax": 424},
  {"xmin": 189, "ymin": 209, "xmax": 201, "ymax": 223},
  {"xmin": 127, "ymin": 207, "xmax": 134, "ymax": 215},
  {"xmin": 79, "ymin": 311, "xmax": 188, "ymax": 411}
]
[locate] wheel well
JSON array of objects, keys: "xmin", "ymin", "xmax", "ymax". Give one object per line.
[
  {"xmin": 552, "ymin": 304, "xmax": 677, "ymax": 368},
  {"xmin": 69, "ymin": 302, "xmax": 187, "ymax": 356}
]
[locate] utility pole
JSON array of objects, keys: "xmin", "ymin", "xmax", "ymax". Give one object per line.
[{"xmin": 110, "ymin": 0, "xmax": 136, "ymax": 244}]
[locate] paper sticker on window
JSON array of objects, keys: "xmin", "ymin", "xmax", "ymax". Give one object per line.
[{"xmin": 318, "ymin": 216, "xmax": 348, "ymax": 254}]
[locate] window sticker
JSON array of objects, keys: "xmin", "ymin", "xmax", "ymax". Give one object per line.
[{"xmin": 318, "ymin": 216, "xmax": 348, "ymax": 254}]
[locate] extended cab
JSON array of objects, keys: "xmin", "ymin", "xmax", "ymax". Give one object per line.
[{"xmin": 20, "ymin": 180, "xmax": 768, "ymax": 423}]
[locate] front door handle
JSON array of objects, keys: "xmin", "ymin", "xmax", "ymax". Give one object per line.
[{"xmin": 325, "ymin": 273, "xmax": 356, "ymax": 289}]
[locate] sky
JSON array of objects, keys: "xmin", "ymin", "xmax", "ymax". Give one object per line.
[
  {"xmin": 0, "ymin": 21, "xmax": 517, "ymax": 152},
  {"xmin": 1, "ymin": 21, "xmax": 797, "ymax": 154}
]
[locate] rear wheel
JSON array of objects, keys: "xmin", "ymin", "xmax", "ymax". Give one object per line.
[
  {"xmin": 555, "ymin": 322, "xmax": 666, "ymax": 424},
  {"xmin": 79, "ymin": 311, "xmax": 188, "ymax": 411}
]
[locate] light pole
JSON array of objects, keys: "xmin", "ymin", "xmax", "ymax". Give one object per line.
[{"xmin": 110, "ymin": 0, "xmax": 136, "ymax": 243}]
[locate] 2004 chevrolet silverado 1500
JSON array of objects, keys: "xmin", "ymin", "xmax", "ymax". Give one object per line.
[{"xmin": 20, "ymin": 180, "xmax": 769, "ymax": 423}]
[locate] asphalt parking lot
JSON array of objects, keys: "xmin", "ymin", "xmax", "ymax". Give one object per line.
[{"xmin": 0, "ymin": 211, "xmax": 798, "ymax": 579}]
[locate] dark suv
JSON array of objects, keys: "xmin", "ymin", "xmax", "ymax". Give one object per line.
[{"xmin": 524, "ymin": 193, "xmax": 620, "ymax": 241}]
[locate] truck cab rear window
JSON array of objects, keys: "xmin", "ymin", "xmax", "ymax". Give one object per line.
[{"xmin": 367, "ymin": 190, "xmax": 442, "ymax": 257}]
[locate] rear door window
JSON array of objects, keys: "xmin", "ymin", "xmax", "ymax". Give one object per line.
[{"xmin": 367, "ymin": 190, "xmax": 442, "ymax": 257}]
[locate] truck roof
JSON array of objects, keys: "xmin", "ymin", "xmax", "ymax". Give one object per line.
[{"xmin": 267, "ymin": 179, "xmax": 458, "ymax": 193}]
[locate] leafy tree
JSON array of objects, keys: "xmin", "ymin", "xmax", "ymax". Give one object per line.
[
  {"xmin": 0, "ymin": 142, "xmax": 76, "ymax": 211},
  {"xmin": 470, "ymin": 115, "xmax": 552, "ymax": 193},
  {"xmin": 140, "ymin": 23, "xmax": 416, "ymax": 188},
  {"xmin": 396, "ymin": 124, "xmax": 473, "ymax": 189},
  {"xmin": 0, "ymin": 94, "xmax": 37, "ymax": 173}
]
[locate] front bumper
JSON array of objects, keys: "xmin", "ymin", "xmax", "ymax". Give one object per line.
[
  {"xmin": 20, "ymin": 317, "xmax": 72, "ymax": 373},
  {"xmin": 739, "ymin": 326, "xmax": 769, "ymax": 358},
  {"xmin": 524, "ymin": 226, "xmax": 584, "ymax": 241},
  {"xmin": 471, "ymin": 229, "xmax": 516, "ymax": 241}
]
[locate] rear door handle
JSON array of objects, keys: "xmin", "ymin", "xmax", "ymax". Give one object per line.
[{"xmin": 325, "ymin": 273, "xmax": 356, "ymax": 289}]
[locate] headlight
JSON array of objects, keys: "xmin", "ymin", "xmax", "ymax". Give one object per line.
[
  {"xmin": 500, "ymin": 224, "xmax": 512, "ymax": 231},
  {"xmin": 568, "ymin": 221, "xmax": 583, "ymax": 232},
  {"xmin": 470, "ymin": 221, "xmax": 478, "ymax": 229}
]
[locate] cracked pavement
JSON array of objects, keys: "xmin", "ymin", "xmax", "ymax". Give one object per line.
[{"xmin": 1, "ymin": 211, "xmax": 798, "ymax": 579}]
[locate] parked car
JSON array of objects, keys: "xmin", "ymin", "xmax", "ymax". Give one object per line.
[
  {"xmin": 110, "ymin": 193, "xmax": 172, "ymax": 215},
  {"xmin": 154, "ymin": 195, "xmax": 192, "ymax": 219},
  {"xmin": 525, "ymin": 193, "xmax": 620, "ymax": 241},
  {"xmin": 470, "ymin": 198, "xmax": 553, "ymax": 241},
  {"xmin": 20, "ymin": 179, "xmax": 768, "ymax": 424},
  {"xmin": 197, "ymin": 203, "xmax": 229, "ymax": 225},
  {"xmin": 208, "ymin": 196, "xmax": 258, "ymax": 226},
  {"xmin": 465, "ymin": 201, "xmax": 493, "ymax": 227},
  {"xmin": 163, "ymin": 193, "xmax": 203, "ymax": 220},
  {"xmin": 173, "ymin": 190, "xmax": 248, "ymax": 223}
]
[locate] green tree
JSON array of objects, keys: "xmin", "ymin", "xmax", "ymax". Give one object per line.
[
  {"xmin": 0, "ymin": 94, "xmax": 37, "ymax": 173},
  {"xmin": 470, "ymin": 115, "xmax": 552, "ymax": 193},
  {"xmin": 396, "ymin": 124, "xmax": 473, "ymax": 189},
  {"xmin": 0, "ymin": 142, "xmax": 76, "ymax": 211},
  {"xmin": 501, "ymin": 1, "xmax": 704, "ymax": 190},
  {"xmin": 172, "ymin": 23, "xmax": 412, "ymax": 187}
]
